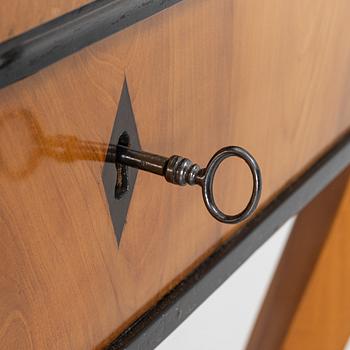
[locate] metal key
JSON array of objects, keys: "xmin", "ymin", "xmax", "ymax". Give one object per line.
[{"xmin": 116, "ymin": 144, "xmax": 262, "ymax": 224}]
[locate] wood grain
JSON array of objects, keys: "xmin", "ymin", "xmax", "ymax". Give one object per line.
[
  {"xmin": 282, "ymin": 175, "xmax": 350, "ymax": 350},
  {"xmin": 0, "ymin": 0, "xmax": 350, "ymax": 348},
  {"xmin": 0, "ymin": 0, "xmax": 91, "ymax": 42}
]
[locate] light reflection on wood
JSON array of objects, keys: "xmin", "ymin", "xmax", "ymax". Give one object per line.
[{"xmin": 0, "ymin": 110, "xmax": 115, "ymax": 179}]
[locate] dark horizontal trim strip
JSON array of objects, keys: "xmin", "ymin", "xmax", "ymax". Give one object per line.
[
  {"xmin": 107, "ymin": 130, "xmax": 350, "ymax": 350},
  {"xmin": 0, "ymin": 0, "xmax": 183, "ymax": 89}
]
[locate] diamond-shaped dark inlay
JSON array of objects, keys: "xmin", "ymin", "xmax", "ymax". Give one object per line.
[{"xmin": 102, "ymin": 79, "xmax": 141, "ymax": 245}]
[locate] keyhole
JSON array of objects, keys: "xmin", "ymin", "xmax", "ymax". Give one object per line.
[{"xmin": 114, "ymin": 131, "xmax": 130, "ymax": 199}]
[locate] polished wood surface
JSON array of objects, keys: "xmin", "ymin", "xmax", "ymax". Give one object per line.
[
  {"xmin": 0, "ymin": 0, "xmax": 350, "ymax": 348},
  {"xmin": 246, "ymin": 169, "xmax": 350, "ymax": 350},
  {"xmin": 282, "ymin": 175, "xmax": 350, "ymax": 350},
  {"xmin": 0, "ymin": 0, "xmax": 91, "ymax": 42}
]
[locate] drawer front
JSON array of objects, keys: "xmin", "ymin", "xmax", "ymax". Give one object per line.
[{"xmin": 0, "ymin": 0, "xmax": 350, "ymax": 348}]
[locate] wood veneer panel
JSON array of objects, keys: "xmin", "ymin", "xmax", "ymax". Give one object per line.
[
  {"xmin": 282, "ymin": 175, "xmax": 350, "ymax": 350},
  {"xmin": 0, "ymin": 0, "xmax": 350, "ymax": 348}
]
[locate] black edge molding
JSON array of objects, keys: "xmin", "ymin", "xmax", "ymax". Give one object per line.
[
  {"xmin": 0, "ymin": 0, "xmax": 183, "ymax": 89},
  {"xmin": 107, "ymin": 131, "xmax": 350, "ymax": 350}
]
